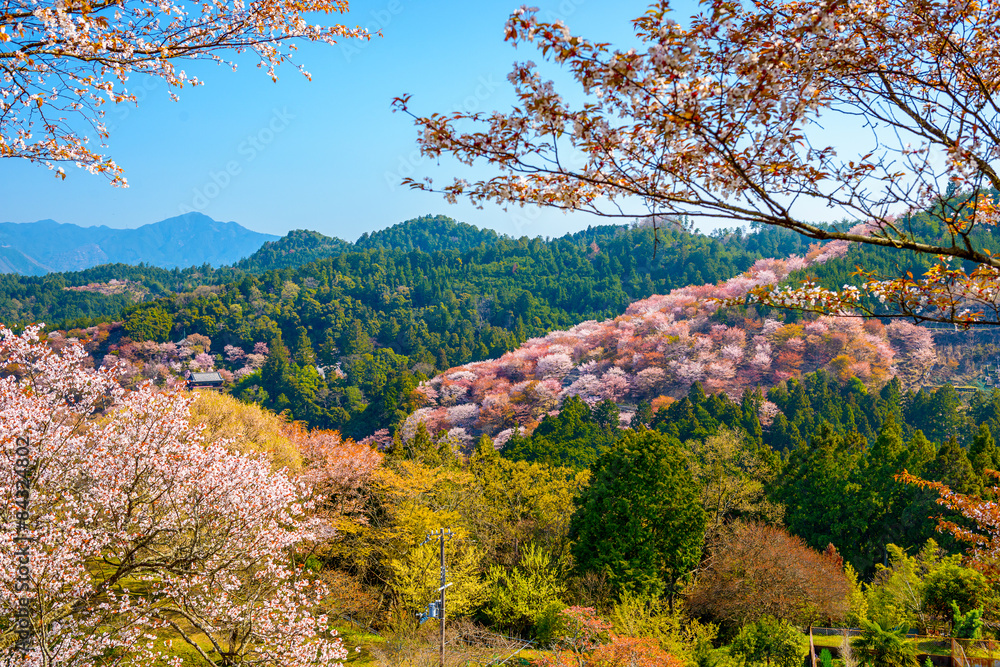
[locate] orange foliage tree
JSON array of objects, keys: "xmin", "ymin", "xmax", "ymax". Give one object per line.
[
  {"xmin": 533, "ymin": 606, "xmax": 684, "ymax": 667},
  {"xmin": 1, "ymin": 0, "xmax": 370, "ymax": 182},
  {"xmin": 686, "ymin": 521, "xmax": 849, "ymax": 630},
  {"xmin": 395, "ymin": 0, "xmax": 1000, "ymax": 325}
]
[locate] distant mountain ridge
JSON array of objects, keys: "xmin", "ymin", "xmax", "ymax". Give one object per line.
[
  {"xmin": 2, "ymin": 212, "xmax": 578, "ymax": 277},
  {"xmin": 0, "ymin": 213, "xmax": 278, "ymax": 275}
]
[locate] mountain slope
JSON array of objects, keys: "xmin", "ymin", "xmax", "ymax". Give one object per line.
[
  {"xmin": 405, "ymin": 240, "xmax": 939, "ymax": 445},
  {"xmin": 234, "ymin": 230, "xmax": 352, "ymax": 273},
  {"xmin": 0, "ymin": 245, "xmax": 52, "ymax": 275},
  {"xmin": 0, "ymin": 213, "xmax": 278, "ymax": 274},
  {"xmin": 80, "ymin": 222, "xmax": 811, "ymax": 438}
]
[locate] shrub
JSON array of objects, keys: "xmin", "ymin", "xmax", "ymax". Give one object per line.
[
  {"xmin": 607, "ymin": 594, "xmax": 718, "ymax": 667},
  {"xmin": 729, "ymin": 616, "xmax": 805, "ymax": 667},
  {"xmin": 480, "ymin": 543, "xmax": 567, "ymax": 639}
]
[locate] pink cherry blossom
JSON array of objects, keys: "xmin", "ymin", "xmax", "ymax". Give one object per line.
[
  {"xmin": 407, "ymin": 243, "xmax": 931, "ymax": 438},
  {"xmin": 0, "ymin": 326, "xmax": 347, "ymax": 667}
]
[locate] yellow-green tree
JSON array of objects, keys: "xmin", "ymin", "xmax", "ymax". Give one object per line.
[
  {"xmin": 466, "ymin": 438, "xmax": 589, "ymax": 568},
  {"xmin": 366, "ymin": 459, "xmax": 485, "ymax": 618}
]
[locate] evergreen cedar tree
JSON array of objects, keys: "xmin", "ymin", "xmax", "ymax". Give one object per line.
[
  {"xmin": 568, "ymin": 429, "xmax": 705, "ymax": 600},
  {"xmin": 0, "ymin": 0, "xmax": 369, "ymax": 181},
  {"xmin": 396, "ymin": 0, "xmax": 1000, "ymax": 326}
]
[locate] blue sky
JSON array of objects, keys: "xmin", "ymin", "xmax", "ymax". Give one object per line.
[{"xmin": 0, "ymin": 1, "xmax": 682, "ymax": 240}]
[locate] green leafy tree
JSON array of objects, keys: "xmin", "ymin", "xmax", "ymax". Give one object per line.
[
  {"xmin": 684, "ymin": 427, "xmax": 782, "ymax": 531},
  {"xmin": 776, "ymin": 419, "xmax": 943, "ymax": 578},
  {"xmin": 593, "ymin": 399, "xmax": 621, "ymax": 431},
  {"xmin": 569, "ymin": 430, "xmax": 706, "ymax": 600},
  {"xmin": 503, "ymin": 395, "xmax": 620, "ymax": 470},
  {"xmin": 775, "ymin": 424, "xmax": 875, "ymax": 574},
  {"xmin": 123, "ymin": 304, "xmax": 174, "ymax": 342},
  {"xmin": 865, "ymin": 544, "xmax": 927, "ymax": 631},
  {"xmin": 259, "ymin": 333, "xmax": 296, "ymax": 415},
  {"xmin": 633, "ymin": 400, "xmax": 654, "ymax": 430},
  {"xmin": 865, "ymin": 416, "xmax": 939, "ymax": 563},
  {"xmin": 923, "ymin": 560, "xmax": 989, "ymax": 633},
  {"xmin": 730, "ymin": 616, "xmax": 805, "ymax": 667},
  {"xmin": 929, "ymin": 436, "xmax": 978, "ymax": 495},
  {"xmin": 839, "ymin": 563, "xmax": 868, "ymax": 629},
  {"xmin": 969, "ymin": 424, "xmax": 998, "ymax": 484},
  {"xmin": 292, "ymin": 325, "xmax": 316, "ymax": 366},
  {"xmin": 904, "ymin": 386, "xmax": 967, "ymax": 446},
  {"xmin": 950, "ymin": 601, "xmax": 984, "ymax": 640},
  {"xmin": 466, "ymin": 446, "xmax": 589, "ymax": 569}
]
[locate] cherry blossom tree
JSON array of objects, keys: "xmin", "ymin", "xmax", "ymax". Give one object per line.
[
  {"xmin": 224, "ymin": 345, "xmax": 246, "ymax": 364},
  {"xmin": 536, "ymin": 353, "xmax": 574, "ymax": 379},
  {"xmin": 287, "ymin": 424, "xmax": 382, "ymax": 549},
  {"xmin": 759, "ymin": 400, "xmax": 782, "ymax": 429},
  {"xmin": 192, "ymin": 351, "xmax": 215, "ymax": 372},
  {"xmin": 396, "ymin": 1, "xmax": 1000, "ymax": 325},
  {"xmin": 899, "ymin": 470, "xmax": 1000, "ymax": 584},
  {"xmin": 0, "ymin": 326, "xmax": 346, "ymax": 666},
  {"xmin": 409, "ymin": 249, "xmax": 928, "ymax": 440},
  {"xmin": 599, "ymin": 367, "xmax": 631, "ymax": 402},
  {"xmin": 2, "ymin": 0, "xmax": 369, "ymax": 181},
  {"xmin": 886, "ymin": 321, "xmax": 937, "ymax": 385}
]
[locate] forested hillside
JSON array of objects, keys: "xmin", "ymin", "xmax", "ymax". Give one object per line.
[
  {"xmin": 15, "ymin": 0, "xmax": 1000, "ymax": 660},
  {"xmin": 405, "ymin": 240, "xmax": 936, "ymax": 442},
  {"xmin": 488, "ymin": 373, "xmax": 997, "ymax": 578},
  {"xmin": 46, "ymin": 218, "xmax": 820, "ymax": 438},
  {"xmin": 10, "ymin": 214, "xmax": 1000, "ymax": 663},
  {"xmin": 17, "ymin": 325, "xmax": 1000, "ymax": 666},
  {"xmin": 0, "ymin": 215, "xmax": 499, "ymax": 326},
  {"xmin": 22, "ymin": 211, "xmax": 1000, "ymax": 447}
]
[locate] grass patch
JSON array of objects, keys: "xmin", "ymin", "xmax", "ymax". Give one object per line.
[
  {"xmin": 810, "ymin": 634, "xmax": 846, "ymax": 648},
  {"xmin": 333, "ymin": 620, "xmax": 384, "ymax": 665}
]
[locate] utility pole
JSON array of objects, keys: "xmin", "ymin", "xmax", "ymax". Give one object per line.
[{"xmin": 419, "ymin": 527, "xmax": 454, "ymax": 667}]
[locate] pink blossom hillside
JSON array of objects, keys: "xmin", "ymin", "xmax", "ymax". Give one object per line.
[{"xmin": 405, "ymin": 241, "xmax": 936, "ymax": 445}]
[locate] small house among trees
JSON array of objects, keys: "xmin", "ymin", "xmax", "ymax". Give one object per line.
[{"xmin": 188, "ymin": 372, "xmax": 225, "ymax": 391}]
